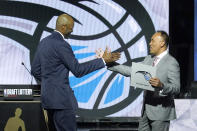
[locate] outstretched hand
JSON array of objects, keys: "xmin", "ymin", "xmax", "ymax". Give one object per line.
[
  {"xmin": 96, "ymin": 47, "xmax": 121, "ymax": 63},
  {"xmin": 95, "ymin": 48, "xmax": 104, "ymax": 58}
]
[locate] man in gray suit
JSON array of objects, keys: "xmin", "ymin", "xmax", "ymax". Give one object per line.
[{"xmin": 103, "ymin": 31, "xmax": 180, "ymax": 131}]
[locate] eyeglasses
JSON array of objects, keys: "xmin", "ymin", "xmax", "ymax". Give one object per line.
[{"xmin": 135, "ymin": 71, "xmax": 152, "ymax": 81}]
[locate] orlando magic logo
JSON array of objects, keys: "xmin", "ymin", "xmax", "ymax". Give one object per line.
[{"xmin": 0, "ymin": 0, "xmax": 155, "ymax": 117}]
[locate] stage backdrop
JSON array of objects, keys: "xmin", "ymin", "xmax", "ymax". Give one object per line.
[
  {"xmin": 0, "ymin": 0, "xmax": 169, "ymax": 117},
  {"xmin": 195, "ymin": 0, "xmax": 197, "ymax": 81}
]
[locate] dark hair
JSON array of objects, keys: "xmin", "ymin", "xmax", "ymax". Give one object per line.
[{"xmin": 157, "ymin": 30, "xmax": 169, "ymax": 47}]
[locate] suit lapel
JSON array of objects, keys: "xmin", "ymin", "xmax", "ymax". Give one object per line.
[
  {"xmin": 156, "ymin": 53, "xmax": 169, "ymax": 69},
  {"xmin": 146, "ymin": 55, "xmax": 155, "ymax": 66}
]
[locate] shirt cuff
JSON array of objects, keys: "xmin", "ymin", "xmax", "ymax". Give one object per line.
[{"xmin": 101, "ymin": 58, "xmax": 106, "ymax": 65}]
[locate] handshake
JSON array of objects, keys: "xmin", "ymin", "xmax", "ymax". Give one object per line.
[{"xmin": 95, "ymin": 47, "xmax": 121, "ymax": 63}]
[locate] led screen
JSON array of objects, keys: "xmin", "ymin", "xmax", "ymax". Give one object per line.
[{"xmin": 0, "ymin": 0, "xmax": 169, "ymax": 117}]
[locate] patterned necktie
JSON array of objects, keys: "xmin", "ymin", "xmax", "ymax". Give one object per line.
[{"xmin": 152, "ymin": 57, "xmax": 158, "ymax": 66}]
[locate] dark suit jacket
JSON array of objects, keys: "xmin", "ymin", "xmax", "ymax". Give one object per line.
[{"xmin": 31, "ymin": 31, "xmax": 105, "ymax": 110}]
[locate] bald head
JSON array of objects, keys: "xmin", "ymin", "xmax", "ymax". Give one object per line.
[{"xmin": 56, "ymin": 14, "xmax": 74, "ymax": 38}]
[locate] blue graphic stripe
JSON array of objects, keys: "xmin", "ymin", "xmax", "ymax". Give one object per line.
[
  {"xmin": 71, "ymin": 71, "xmax": 106, "ymax": 103},
  {"xmin": 104, "ymin": 76, "xmax": 124, "ymax": 104},
  {"xmin": 75, "ymin": 52, "xmax": 95, "ymax": 59},
  {"xmin": 69, "ymin": 70, "xmax": 99, "ymax": 87},
  {"xmin": 71, "ymin": 45, "xmax": 95, "ymax": 59},
  {"xmin": 71, "ymin": 45, "xmax": 87, "ymax": 51}
]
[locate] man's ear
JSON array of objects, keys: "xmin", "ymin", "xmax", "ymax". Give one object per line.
[{"xmin": 160, "ymin": 41, "xmax": 166, "ymax": 48}]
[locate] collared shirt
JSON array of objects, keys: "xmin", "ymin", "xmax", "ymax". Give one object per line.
[{"xmin": 154, "ymin": 50, "xmax": 168, "ymax": 66}]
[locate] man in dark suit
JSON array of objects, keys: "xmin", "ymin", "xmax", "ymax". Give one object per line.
[
  {"xmin": 105, "ymin": 31, "xmax": 180, "ymax": 131},
  {"xmin": 31, "ymin": 14, "xmax": 120, "ymax": 131}
]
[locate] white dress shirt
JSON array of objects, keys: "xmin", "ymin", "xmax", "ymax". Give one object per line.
[{"xmin": 154, "ymin": 50, "xmax": 168, "ymax": 66}]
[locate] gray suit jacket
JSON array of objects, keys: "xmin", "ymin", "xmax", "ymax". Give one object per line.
[{"xmin": 108, "ymin": 53, "xmax": 180, "ymax": 121}]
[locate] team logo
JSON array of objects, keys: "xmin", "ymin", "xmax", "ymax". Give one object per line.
[{"xmin": 0, "ymin": 0, "xmax": 155, "ymax": 117}]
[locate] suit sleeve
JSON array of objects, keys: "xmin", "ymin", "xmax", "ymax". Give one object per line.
[
  {"xmin": 31, "ymin": 46, "xmax": 41, "ymax": 81},
  {"xmin": 56, "ymin": 42, "xmax": 105, "ymax": 78},
  {"xmin": 161, "ymin": 59, "xmax": 180, "ymax": 95},
  {"xmin": 107, "ymin": 56, "xmax": 148, "ymax": 77},
  {"xmin": 107, "ymin": 63, "xmax": 131, "ymax": 77}
]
